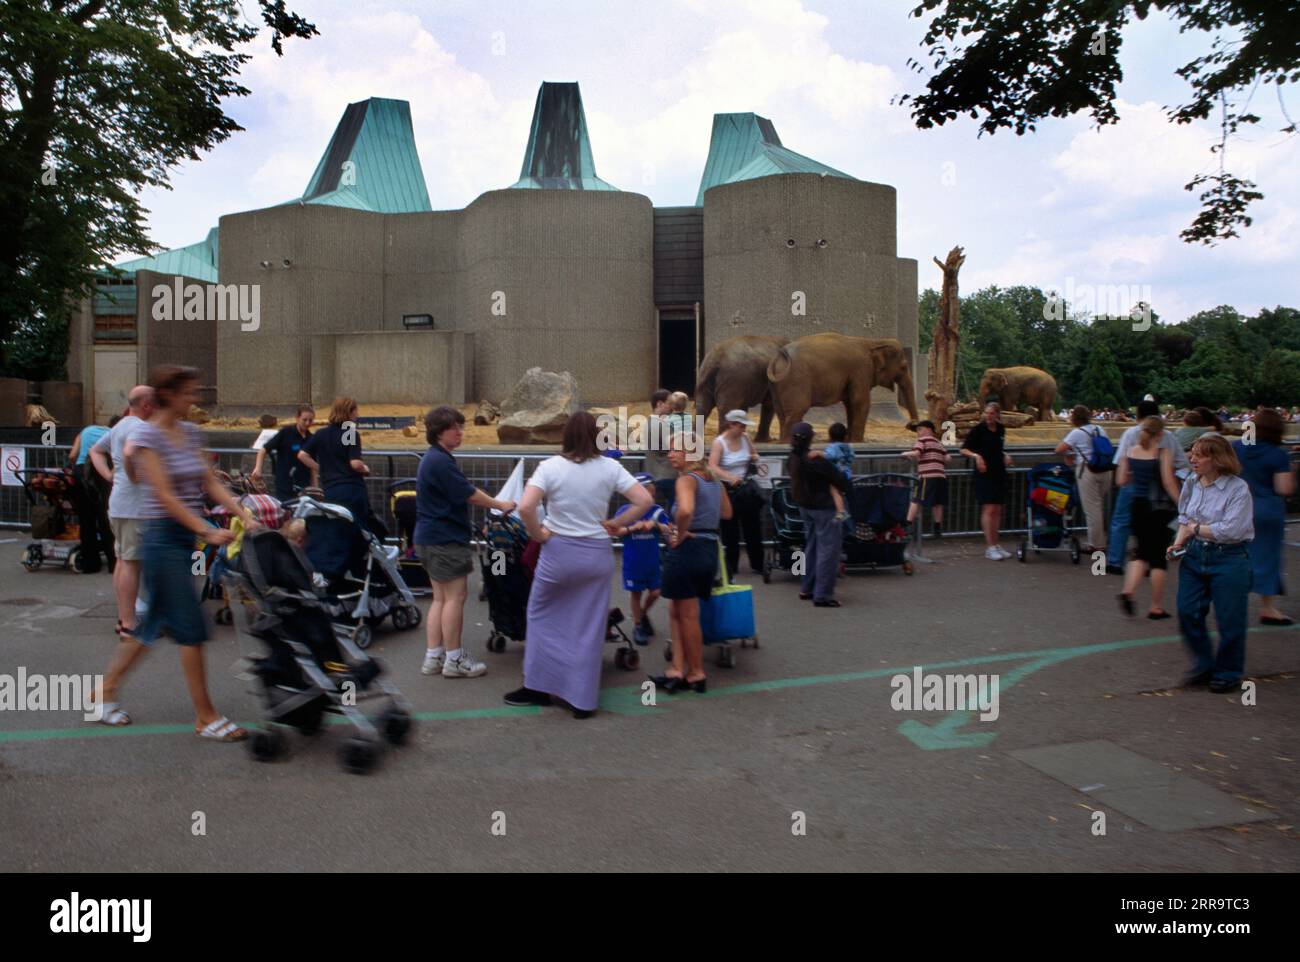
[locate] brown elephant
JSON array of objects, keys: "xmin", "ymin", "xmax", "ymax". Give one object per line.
[
  {"xmin": 978, "ymin": 366, "xmax": 1058, "ymax": 421},
  {"xmin": 767, "ymin": 334, "xmax": 919, "ymax": 442},
  {"xmin": 695, "ymin": 335, "xmax": 789, "ymax": 441}
]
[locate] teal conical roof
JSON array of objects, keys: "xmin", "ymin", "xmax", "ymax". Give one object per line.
[
  {"xmin": 695, "ymin": 112, "xmax": 854, "ymax": 205},
  {"xmin": 300, "ymin": 98, "xmax": 432, "ymax": 213},
  {"xmin": 510, "ymin": 82, "xmax": 618, "ymax": 191},
  {"xmin": 113, "ymin": 226, "xmax": 219, "ymax": 282}
]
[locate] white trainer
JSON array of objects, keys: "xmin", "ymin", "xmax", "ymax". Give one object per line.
[
  {"xmin": 442, "ymin": 651, "xmax": 487, "ymax": 678},
  {"xmin": 985, "ymin": 547, "xmax": 1005, "ymax": 561},
  {"xmin": 421, "ymin": 651, "xmax": 444, "ymax": 675},
  {"xmin": 995, "ymin": 546, "xmax": 1013, "ymax": 559}
]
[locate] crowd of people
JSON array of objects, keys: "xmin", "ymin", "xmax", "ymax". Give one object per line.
[{"xmin": 58, "ymin": 368, "xmax": 1296, "ymax": 729}]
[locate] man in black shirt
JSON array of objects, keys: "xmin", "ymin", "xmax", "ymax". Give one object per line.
[{"xmin": 252, "ymin": 405, "xmax": 315, "ymax": 500}]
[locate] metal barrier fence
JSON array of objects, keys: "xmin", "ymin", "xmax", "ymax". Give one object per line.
[{"xmin": 0, "ymin": 442, "xmax": 1201, "ymax": 539}]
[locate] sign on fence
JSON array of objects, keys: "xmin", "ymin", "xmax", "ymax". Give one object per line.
[{"xmin": 2, "ymin": 446, "xmax": 25, "ymax": 486}]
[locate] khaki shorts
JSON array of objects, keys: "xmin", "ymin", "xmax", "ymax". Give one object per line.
[
  {"xmin": 417, "ymin": 543, "xmax": 473, "ymax": 583},
  {"xmin": 110, "ymin": 517, "xmax": 144, "ymax": 561}
]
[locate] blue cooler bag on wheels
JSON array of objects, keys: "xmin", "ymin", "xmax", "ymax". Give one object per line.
[{"xmin": 700, "ymin": 544, "xmax": 755, "ymax": 643}]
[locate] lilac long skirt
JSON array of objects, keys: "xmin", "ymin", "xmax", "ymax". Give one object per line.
[{"xmin": 523, "ymin": 535, "xmax": 614, "ymax": 711}]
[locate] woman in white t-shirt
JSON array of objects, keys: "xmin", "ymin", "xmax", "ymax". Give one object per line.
[
  {"xmin": 1055, "ymin": 404, "xmax": 1113, "ymax": 553},
  {"xmin": 504, "ymin": 412, "xmax": 655, "ymax": 718}
]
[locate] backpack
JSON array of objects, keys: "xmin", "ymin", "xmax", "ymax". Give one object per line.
[{"xmin": 1084, "ymin": 426, "xmax": 1115, "ymax": 473}]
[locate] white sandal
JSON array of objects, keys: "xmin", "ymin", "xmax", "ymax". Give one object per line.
[
  {"xmin": 90, "ymin": 702, "xmax": 131, "ymax": 726},
  {"xmin": 196, "ymin": 716, "xmax": 247, "ymax": 742}
]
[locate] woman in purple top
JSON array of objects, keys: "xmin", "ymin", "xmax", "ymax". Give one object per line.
[{"xmin": 92, "ymin": 366, "xmax": 255, "ymax": 741}]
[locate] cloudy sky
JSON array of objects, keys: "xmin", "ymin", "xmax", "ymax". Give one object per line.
[{"xmin": 134, "ymin": 0, "xmax": 1300, "ymax": 323}]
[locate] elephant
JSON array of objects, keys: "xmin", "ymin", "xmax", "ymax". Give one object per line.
[
  {"xmin": 767, "ymin": 333, "xmax": 919, "ymax": 442},
  {"xmin": 978, "ymin": 366, "xmax": 1058, "ymax": 421},
  {"xmin": 695, "ymin": 335, "xmax": 789, "ymax": 441}
]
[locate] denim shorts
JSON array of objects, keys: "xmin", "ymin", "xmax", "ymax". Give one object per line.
[{"xmin": 136, "ymin": 519, "xmax": 207, "ymax": 647}]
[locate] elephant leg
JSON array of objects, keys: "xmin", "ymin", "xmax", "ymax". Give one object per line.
[
  {"xmin": 757, "ymin": 396, "xmax": 775, "ymax": 442},
  {"xmin": 775, "ymin": 386, "xmax": 810, "ymax": 441},
  {"xmin": 847, "ymin": 392, "xmax": 870, "ymax": 442}
]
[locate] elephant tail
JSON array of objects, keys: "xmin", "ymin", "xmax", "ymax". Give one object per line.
[{"xmin": 768, "ymin": 346, "xmax": 793, "ymax": 383}]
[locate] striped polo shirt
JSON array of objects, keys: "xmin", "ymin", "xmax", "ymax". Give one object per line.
[{"xmin": 913, "ymin": 435, "xmax": 948, "ymax": 479}]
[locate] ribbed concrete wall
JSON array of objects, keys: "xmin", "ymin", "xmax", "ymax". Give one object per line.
[
  {"xmin": 460, "ymin": 189, "xmax": 655, "ymax": 402},
  {"xmin": 218, "ymin": 205, "xmax": 385, "ymax": 406},
  {"xmin": 703, "ymin": 174, "xmax": 899, "ymax": 352},
  {"xmin": 311, "ymin": 331, "xmax": 473, "ymax": 406},
  {"xmin": 135, "ymin": 269, "xmax": 218, "ymax": 404},
  {"xmin": 216, "ymin": 191, "xmax": 654, "ymax": 407}
]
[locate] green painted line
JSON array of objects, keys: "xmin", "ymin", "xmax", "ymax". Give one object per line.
[{"xmin": 1, "ymin": 625, "xmax": 1294, "ymax": 745}]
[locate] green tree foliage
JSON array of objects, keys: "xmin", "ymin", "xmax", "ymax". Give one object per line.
[
  {"xmin": 917, "ymin": 284, "xmax": 1300, "ymax": 410},
  {"xmin": 0, "ymin": 0, "xmax": 316, "ymax": 377},
  {"xmin": 899, "ymin": 1, "xmax": 1300, "ymax": 244},
  {"xmin": 1077, "ymin": 341, "xmax": 1126, "ymax": 410}
]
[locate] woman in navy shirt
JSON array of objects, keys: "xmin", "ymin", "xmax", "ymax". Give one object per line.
[
  {"xmin": 1232, "ymin": 408, "xmax": 1296, "ymax": 625},
  {"xmin": 298, "ymin": 396, "xmax": 371, "ymax": 577}
]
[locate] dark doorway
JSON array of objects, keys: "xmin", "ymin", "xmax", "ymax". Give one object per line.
[{"xmin": 658, "ymin": 308, "xmax": 698, "ymax": 394}]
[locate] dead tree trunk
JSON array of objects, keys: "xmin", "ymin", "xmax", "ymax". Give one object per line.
[{"xmin": 925, "ymin": 245, "xmax": 965, "ymax": 425}]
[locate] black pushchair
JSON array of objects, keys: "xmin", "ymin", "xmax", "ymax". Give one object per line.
[
  {"xmin": 844, "ymin": 473, "xmax": 914, "ymax": 575},
  {"xmin": 478, "ymin": 512, "xmax": 641, "ymax": 670},
  {"xmin": 762, "ymin": 482, "xmax": 805, "ymax": 582},
  {"xmin": 224, "ymin": 527, "xmax": 413, "ymax": 774},
  {"xmin": 1015, "ymin": 463, "xmax": 1082, "ymax": 564}
]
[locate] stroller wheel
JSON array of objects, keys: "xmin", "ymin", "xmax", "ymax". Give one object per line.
[
  {"xmin": 663, "ymin": 641, "xmax": 673, "ymax": 662},
  {"xmin": 1016, "ymin": 540, "xmax": 1027, "ymax": 563},
  {"xmin": 379, "ymin": 708, "xmax": 412, "ymax": 746},
  {"xmin": 20, "ymin": 546, "xmax": 41, "ymax": 571},
  {"xmin": 718, "ymin": 646, "xmax": 736, "ymax": 668},
  {"xmin": 391, "ymin": 607, "xmax": 410, "ymax": 631},
  {"xmin": 351, "ymin": 623, "xmax": 373, "ymax": 650},
  {"xmin": 614, "ymin": 648, "xmax": 640, "ymax": 671},
  {"xmin": 406, "ymin": 605, "xmax": 422, "ymax": 628},
  {"xmin": 249, "ymin": 727, "xmax": 287, "ymax": 763},
  {"xmin": 69, "ymin": 547, "xmax": 85, "ymax": 573},
  {"xmin": 1070, "ymin": 538, "xmax": 1082, "ymax": 565},
  {"xmin": 340, "ymin": 737, "xmax": 379, "ymax": 775},
  {"xmin": 487, "ymin": 632, "xmax": 507, "ymax": 653}
]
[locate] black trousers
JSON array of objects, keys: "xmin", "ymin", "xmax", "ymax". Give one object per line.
[
  {"xmin": 75, "ymin": 464, "xmax": 115, "ymax": 571},
  {"xmin": 721, "ymin": 488, "xmax": 765, "ymax": 577}
]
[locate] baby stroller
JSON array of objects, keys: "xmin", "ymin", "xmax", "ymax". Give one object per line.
[
  {"xmin": 293, "ymin": 496, "xmax": 424, "ymax": 648},
  {"xmin": 762, "ymin": 481, "xmax": 805, "ymax": 582},
  {"xmin": 480, "ymin": 512, "xmax": 531, "ymax": 653},
  {"xmin": 223, "ymin": 526, "xmax": 413, "ymax": 774},
  {"xmin": 844, "ymin": 473, "xmax": 914, "ymax": 575},
  {"xmin": 386, "ymin": 480, "xmax": 431, "ymax": 595},
  {"xmin": 479, "ymin": 512, "xmax": 641, "ymax": 670},
  {"xmin": 17, "ymin": 467, "xmax": 85, "ymax": 573},
  {"xmin": 204, "ymin": 492, "xmax": 289, "ymax": 624},
  {"xmin": 1016, "ymin": 463, "xmax": 1082, "ymax": 564}
]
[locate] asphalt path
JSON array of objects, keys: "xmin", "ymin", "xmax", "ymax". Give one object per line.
[{"xmin": 1, "ymin": 536, "xmax": 1296, "ymax": 872}]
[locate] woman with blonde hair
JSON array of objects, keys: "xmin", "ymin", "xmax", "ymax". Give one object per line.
[
  {"xmin": 1167, "ymin": 434, "xmax": 1255, "ymax": 692},
  {"xmin": 1116, "ymin": 417, "xmax": 1182, "ymax": 618},
  {"xmin": 646, "ymin": 432, "xmax": 732, "ymax": 692},
  {"xmin": 298, "ymin": 396, "xmax": 371, "ymax": 577}
]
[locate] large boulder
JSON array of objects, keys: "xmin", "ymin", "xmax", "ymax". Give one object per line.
[
  {"xmin": 499, "ymin": 367, "xmax": 579, "ymax": 418},
  {"xmin": 497, "ymin": 408, "xmax": 570, "ymax": 445},
  {"xmin": 496, "ymin": 368, "xmax": 579, "ymax": 444}
]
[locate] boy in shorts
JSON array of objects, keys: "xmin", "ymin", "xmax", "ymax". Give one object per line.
[
  {"xmin": 616, "ymin": 473, "xmax": 671, "ymax": 644},
  {"xmin": 902, "ymin": 420, "xmax": 951, "ymax": 538}
]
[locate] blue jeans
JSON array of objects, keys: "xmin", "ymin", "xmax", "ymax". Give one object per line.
[
  {"xmin": 1177, "ymin": 540, "xmax": 1252, "ymax": 685},
  {"xmin": 1106, "ymin": 483, "xmax": 1135, "ymax": 569},
  {"xmin": 137, "ymin": 519, "xmax": 208, "ymax": 647},
  {"xmin": 800, "ymin": 507, "xmax": 842, "ymax": 602}
]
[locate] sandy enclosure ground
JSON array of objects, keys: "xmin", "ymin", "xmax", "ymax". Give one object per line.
[{"xmin": 201, "ymin": 402, "xmax": 1142, "ymax": 450}]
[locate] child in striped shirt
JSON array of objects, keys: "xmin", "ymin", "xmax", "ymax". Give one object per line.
[{"xmin": 902, "ymin": 420, "xmax": 951, "ymax": 538}]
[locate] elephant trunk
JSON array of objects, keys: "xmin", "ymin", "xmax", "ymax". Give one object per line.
[{"xmin": 897, "ymin": 365, "xmax": 919, "ymax": 423}]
